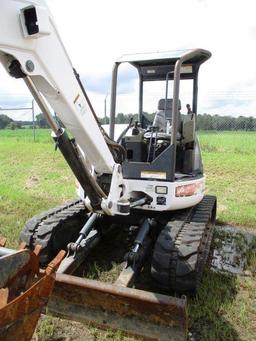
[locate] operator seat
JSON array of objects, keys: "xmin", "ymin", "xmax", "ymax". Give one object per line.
[{"xmin": 153, "ymin": 98, "xmax": 181, "ymax": 133}]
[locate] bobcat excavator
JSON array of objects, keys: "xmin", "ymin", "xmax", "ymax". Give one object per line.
[{"xmin": 0, "ymin": 1, "xmax": 216, "ymax": 340}]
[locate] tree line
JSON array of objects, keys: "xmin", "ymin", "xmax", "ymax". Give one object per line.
[
  {"xmin": 196, "ymin": 113, "xmax": 256, "ymax": 131},
  {"xmin": 0, "ymin": 112, "xmax": 256, "ymax": 131},
  {"xmin": 0, "ymin": 113, "xmax": 49, "ymax": 129},
  {"xmin": 98, "ymin": 112, "xmax": 256, "ymax": 131}
]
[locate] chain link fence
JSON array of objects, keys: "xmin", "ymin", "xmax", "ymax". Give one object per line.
[
  {"xmin": 196, "ymin": 114, "xmax": 256, "ymax": 132},
  {"xmin": 196, "ymin": 114, "xmax": 256, "ymax": 155}
]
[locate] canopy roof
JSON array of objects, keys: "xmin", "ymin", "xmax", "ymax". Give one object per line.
[
  {"xmin": 117, "ymin": 49, "xmax": 211, "ymax": 66},
  {"xmin": 117, "ymin": 49, "xmax": 211, "ymax": 81}
]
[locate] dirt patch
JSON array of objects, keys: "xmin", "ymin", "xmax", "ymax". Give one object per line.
[
  {"xmin": 33, "ymin": 315, "xmax": 94, "ymax": 341},
  {"xmin": 25, "ymin": 175, "xmax": 39, "ymax": 189}
]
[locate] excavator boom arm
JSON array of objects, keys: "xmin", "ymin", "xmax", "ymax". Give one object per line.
[
  {"xmin": 0, "ymin": 0, "xmax": 115, "ymax": 175},
  {"xmin": 0, "ymin": 0, "xmax": 130, "ymax": 215}
]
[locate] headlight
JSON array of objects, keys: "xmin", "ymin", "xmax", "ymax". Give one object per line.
[{"xmin": 175, "ymin": 181, "xmax": 204, "ymax": 197}]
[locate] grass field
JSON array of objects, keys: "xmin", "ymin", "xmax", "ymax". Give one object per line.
[
  {"xmin": 0, "ymin": 129, "xmax": 255, "ymax": 341},
  {"xmin": 199, "ymin": 131, "xmax": 256, "ymax": 227}
]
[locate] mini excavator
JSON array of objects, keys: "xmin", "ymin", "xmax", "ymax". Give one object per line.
[{"xmin": 0, "ymin": 1, "xmax": 216, "ymax": 340}]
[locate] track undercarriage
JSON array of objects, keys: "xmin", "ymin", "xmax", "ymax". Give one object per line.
[
  {"xmin": 17, "ymin": 195, "xmax": 216, "ymax": 341},
  {"xmin": 20, "ymin": 195, "xmax": 216, "ymax": 293}
]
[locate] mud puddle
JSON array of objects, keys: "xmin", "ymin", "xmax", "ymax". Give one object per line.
[{"xmin": 211, "ymin": 225, "xmax": 256, "ymax": 275}]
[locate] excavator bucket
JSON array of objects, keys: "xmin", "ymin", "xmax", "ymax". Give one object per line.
[
  {"xmin": 0, "ymin": 241, "xmax": 187, "ymax": 341},
  {"xmin": 0, "ymin": 240, "xmax": 65, "ymax": 341},
  {"xmin": 0, "ymin": 238, "xmax": 188, "ymax": 341},
  {"xmin": 48, "ymin": 273, "xmax": 188, "ymax": 341},
  {"xmin": 44, "ymin": 219, "xmax": 188, "ymax": 341}
]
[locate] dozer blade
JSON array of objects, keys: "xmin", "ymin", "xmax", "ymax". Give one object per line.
[
  {"xmin": 0, "ymin": 243, "xmax": 65, "ymax": 341},
  {"xmin": 48, "ymin": 273, "xmax": 188, "ymax": 341}
]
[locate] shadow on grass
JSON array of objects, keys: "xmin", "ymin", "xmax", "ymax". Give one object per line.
[
  {"xmin": 189, "ymin": 269, "xmax": 240, "ymax": 341},
  {"xmin": 76, "ymin": 226, "xmax": 134, "ymax": 282}
]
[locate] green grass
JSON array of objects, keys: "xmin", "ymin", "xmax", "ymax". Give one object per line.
[
  {"xmin": 0, "ymin": 128, "xmax": 52, "ymax": 143},
  {"xmin": 0, "ymin": 129, "xmax": 255, "ymax": 341},
  {"xmin": 0, "ymin": 130, "xmax": 74, "ymax": 247},
  {"xmin": 199, "ymin": 131, "xmax": 256, "ymax": 154},
  {"xmin": 189, "ymin": 268, "xmax": 256, "ymax": 341},
  {"xmin": 198, "ymin": 131, "xmax": 256, "ymax": 227}
]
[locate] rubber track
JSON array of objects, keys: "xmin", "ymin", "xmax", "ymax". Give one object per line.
[
  {"xmin": 20, "ymin": 199, "xmax": 88, "ymax": 265},
  {"xmin": 151, "ymin": 195, "xmax": 216, "ymax": 293}
]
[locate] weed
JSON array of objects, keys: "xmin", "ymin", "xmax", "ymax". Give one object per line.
[
  {"xmin": 246, "ymin": 236, "xmax": 256, "ymax": 273},
  {"xmin": 34, "ymin": 316, "xmax": 55, "ymax": 341}
]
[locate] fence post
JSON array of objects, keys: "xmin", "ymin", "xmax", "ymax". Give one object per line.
[{"xmin": 32, "ymin": 99, "xmax": 35, "ymax": 142}]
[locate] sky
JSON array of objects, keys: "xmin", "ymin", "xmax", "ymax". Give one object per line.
[{"xmin": 0, "ymin": 0, "xmax": 256, "ymax": 120}]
